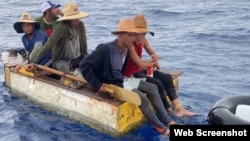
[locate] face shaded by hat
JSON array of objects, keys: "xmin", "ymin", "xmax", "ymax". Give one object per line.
[
  {"xmin": 57, "ymin": 2, "xmax": 89, "ymax": 21},
  {"xmin": 111, "ymin": 18, "xmax": 139, "ymax": 35},
  {"xmin": 13, "ymin": 12, "xmax": 40, "ymax": 33},
  {"xmin": 133, "ymin": 14, "xmax": 154, "ymax": 36}
]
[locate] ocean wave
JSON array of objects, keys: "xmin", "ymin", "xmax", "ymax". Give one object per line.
[
  {"xmin": 189, "ymin": 32, "xmax": 250, "ymax": 42},
  {"xmin": 147, "ymin": 9, "xmax": 183, "ymax": 17}
]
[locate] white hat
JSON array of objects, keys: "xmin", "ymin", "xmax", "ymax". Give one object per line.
[{"xmin": 41, "ymin": 1, "xmax": 60, "ymax": 13}]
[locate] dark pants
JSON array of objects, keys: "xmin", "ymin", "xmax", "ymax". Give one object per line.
[
  {"xmin": 133, "ymin": 69, "xmax": 178, "ymax": 109},
  {"xmin": 132, "ymin": 80, "xmax": 171, "ymax": 129}
]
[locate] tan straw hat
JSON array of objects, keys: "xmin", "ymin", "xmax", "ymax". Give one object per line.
[
  {"xmin": 57, "ymin": 2, "xmax": 89, "ymax": 21},
  {"xmin": 13, "ymin": 12, "xmax": 40, "ymax": 33},
  {"xmin": 133, "ymin": 14, "xmax": 154, "ymax": 36},
  {"xmin": 111, "ymin": 18, "xmax": 139, "ymax": 35}
]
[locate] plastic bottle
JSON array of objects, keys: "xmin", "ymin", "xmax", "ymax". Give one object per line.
[{"xmin": 147, "ymin": 66, "xmax": 153, "ymax": 77}]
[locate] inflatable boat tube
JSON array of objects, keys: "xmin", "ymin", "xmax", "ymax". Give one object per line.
[{"xmin": 208, "ymin": 95, "xmax": 250, "ymax": 125}]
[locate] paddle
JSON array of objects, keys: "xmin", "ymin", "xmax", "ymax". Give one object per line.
[{"xmin": 32, "ymin": 64, "xmax": 141, "ymax": 105}]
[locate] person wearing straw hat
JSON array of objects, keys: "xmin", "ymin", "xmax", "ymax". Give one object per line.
[
  {"xmin": 13, "ymin": 12, "xmax": 50, "ymax": 66},
  {"xmin": 35, "ymin": 1, "xmax": 63, "ymax": 37},
  {"xmin": 80, "ymin": 18, "xmax": 176, "ymax": 136},
  {"xmin": 123, "ymin": 14, "xmax": 198, "ymax": 118},
  {"xmin": 28, "ymin": 2, "xmax": 89, "ymax": 75}
]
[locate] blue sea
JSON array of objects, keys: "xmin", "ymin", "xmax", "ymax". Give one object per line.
[{"xmin": 0, "ymin": 0, "xmax": 250, "ymax": 140}]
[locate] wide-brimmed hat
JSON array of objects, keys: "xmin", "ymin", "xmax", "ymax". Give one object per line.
[
  {"xmin": 57, "ymin": 2, "xmax": 89, "ymax": 21},
  {"xmin": 41, "ymin": 1, "xmax": 61, "ymax": 13},
  {"xmin": 133, "ymin": 14, "xmax": 154, "ymax": 36},
  {"xmin": 13, "ymin": 12, "xmax": 41, "ymax": 33},
  {"xmin": 111, "ymin": 18, "xmax": 139, "ymax": 35}
]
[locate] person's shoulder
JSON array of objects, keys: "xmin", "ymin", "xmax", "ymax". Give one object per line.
[
  {"xmin": 54, "ymin": 21, "xmax": 67, "ymax": 30},
  {"xmin": 34, "ymin": 30, "xmax": 48, "ymax": 41},
  {"xmin": 98, "ymin": 40, "xmax": 116, "ymax": 48},
  {"xmin": 95, "ymin": 43, "xmax": 109, "ymax": 50},
  {"xmin": 35, "ymin": 16, "xmax": 43, "ymax": 22},
  {"xmin": 78, "ymin": 21, "xmax": 86, "ymax": 28},
  {"xmin": 95, "ymin": 40, "xmax": 116, "ymax": 53},
  {"xmin": 21, "ymin": 34, "xmax": 27, "ymax": 41},
  {"xmin": 36, "ymin": 29, "xmax": 47, "ymax": 36}
]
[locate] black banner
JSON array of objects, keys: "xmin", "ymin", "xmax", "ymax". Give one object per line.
[{"xmin": 170, "ymin": 125, "xmax": 250, "ymax": 141}]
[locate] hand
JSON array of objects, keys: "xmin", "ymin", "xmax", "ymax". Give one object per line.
[
  {"xmin": 150, "ymin": 53, "xmax": 159, "ymax": 64},
  {"xmin": 14, "ymin": 64, "xmax": 22, "ymax": 72},
  {"xmin": 151, "ymin": 56, "xmax": 158, "ymax": 64},
  {"xmin": 151, "ymin": 53, "xmax": 159, "ymax": 61},
  {"xmin": 25, "ymin": 64, "xmax": 34, "ymax": 72},
  {"xmin": 154, "ymin": 63, "xmax": 161, "ymax": 70},
  {"xmin": 58, "ymin": 9, "xmax": 64, "ymax": 16},
  {"xmin": 98, "ymin": 83, "xmax": 107, "ymax": 93}
]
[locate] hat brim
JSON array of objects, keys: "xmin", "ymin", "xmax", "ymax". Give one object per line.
[
  {"xmin": 136, "ymin": 28, "xmax": 154, "ymax": 36},
  {"xmin": 57, "ymin": 12, "xmax": 90, "ymax": 21},
  {"xmin": 51, "ymin": 4, "xmax": 60, "ymax": 8},
  {"xmin": 13, "ymin": 22, "xmax": 40, "ymax": 33},
  {"xmin": 111, "ymin": 30, "xmax": 139, "ymax": 35}
]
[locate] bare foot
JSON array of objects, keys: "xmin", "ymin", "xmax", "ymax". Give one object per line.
[
  {"xmin": 167, "ymin": 120, "xmax": 176, "ymax": 126},
  {"xmin": 175, "ymin": 108, "xmax": 198, "ymax": 118},
  {"xmin": 154, "ymin": 126, "xmax": 170, "ymax": 136},
  {"xmin": 167, "ymin": 108, "xmax": 175, "ymax": 116}
]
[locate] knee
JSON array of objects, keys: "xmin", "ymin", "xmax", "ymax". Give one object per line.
[
  {"xmin": 154, "ymin": 80, "xmax": 165, "ymax": 91},
  {"xmin": 137, "ymin": 92, "xmax": 148, "ymax": 105},
  {"xmin": 147, "ymin": 78, "xmax": 164, "ymax": 92},
  {"xmin": 164, "ymin": 74, "xmax": 173, "ymax": 81},
  {"xmin": 146, "ymin": 83, "xmax": 159, "ymax": 95},
  {"xmin": 34, "ymin": 42, "xmax": 43, "ymax": 49}
]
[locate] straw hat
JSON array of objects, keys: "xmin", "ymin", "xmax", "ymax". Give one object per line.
[
  {"xmin": 133, "ymin": 14, "xmax": 154, "ymax": 36},
  {"xmin": 57, "ymin": 2, "xmax": 89, "ymax": 21},
  {"xmin": 111, "ymin": 18, "xmax": 139, "ymax": 35},
  {"xmin": 13, "ymin": 12, "xmax": 40, "ymax": 33}
]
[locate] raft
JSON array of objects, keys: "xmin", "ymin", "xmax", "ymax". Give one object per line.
[
  {"xmin": 2, "ymin": 49, "xmax": 181, "ymax": 136},
  {"xmin": 208, "ymin": 95, "xmax": 250, "ymax": 125}
]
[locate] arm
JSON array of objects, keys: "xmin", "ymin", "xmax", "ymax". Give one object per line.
[
  {"xmin": 143, "ymin": 38, "xmax": 161, "ymax": 70},
  {"xmin": 144, "ymin": 38, "xmax": 159, "ymax": 60},
  {"xmin": 81, "ymin": 22, "xmax": 88, "ymax": 55},
  {"xmin": 32, "ymin": 23, "xmax": 65, "ymax": 64},
  {"xmin": 144, "ymin": 38, "xmax": 155, "ymax": 55},
  {"xmin": 128, "ymin": 45, "xmax": 157, "ymax": 68},
  {"xmin": 79, "ymin": 44, "xmax": 106, "ymax": 91}
]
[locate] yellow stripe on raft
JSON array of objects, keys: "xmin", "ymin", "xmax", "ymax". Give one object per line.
[{"xmin": 18, "ymin": 66, "xmax": 34, "ymax": 77}]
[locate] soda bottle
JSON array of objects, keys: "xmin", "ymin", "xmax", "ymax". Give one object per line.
[{"xmin": 147, "ymin": 66, "xmax": 153, "ymax": 77}]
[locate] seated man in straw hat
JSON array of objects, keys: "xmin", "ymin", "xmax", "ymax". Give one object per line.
[
  {"xmin": 80, "ymin": 18, "xmax": 176, "ymax": 136},
  {"xmin": 123, "ymin": 14, "xmax": 198, "ymax": 118},
  {"xmin": 13, "ymin": 12, "xmax": 50, "ymax": 66},
  {"xmin": 26, "ymin": 2, "xmax": 89, "ymax": 77}
]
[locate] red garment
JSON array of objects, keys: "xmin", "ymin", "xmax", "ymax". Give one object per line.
[
  {"xmin": 123, "ymin": 42, "xmax": 144, "ymax": 77},
  {"xmin": 44, "ymin": 29, "xmax": 53, "ymax": 37}
]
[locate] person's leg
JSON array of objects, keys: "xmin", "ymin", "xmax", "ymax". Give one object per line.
[
  {"xmin": 153, "ymin": 71, "xmax": 177, "ymax": 100},
  {"xmin": 132, "ymin": 89, "xmax": 170, "ymax": 135},
  {"xmin": 137, "ymin": 80, "xmax": 174, "ymax": 125},
  {"xmin": 153, "ymin": 71, "xmax": 198, "ymax": 117},
  {"xmin": 145, "ymin": 76, "xmax": 173, "ymax": 113},
  {"xmin": 133, "ymin": 71, "xmax": 172, "ymax": 112},
  {"xmin": 29, "ymin": 42, "xmax": 43, "ymax": 62}
]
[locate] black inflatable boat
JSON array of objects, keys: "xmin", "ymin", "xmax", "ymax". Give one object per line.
[{"xmin": 208, "ymin": 95, "xmax": 250, "ymax": 125}]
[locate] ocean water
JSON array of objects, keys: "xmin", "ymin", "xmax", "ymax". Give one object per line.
[{"xmin": 0, "ymin": 0, "xmax": 250, "ymax": 141}]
